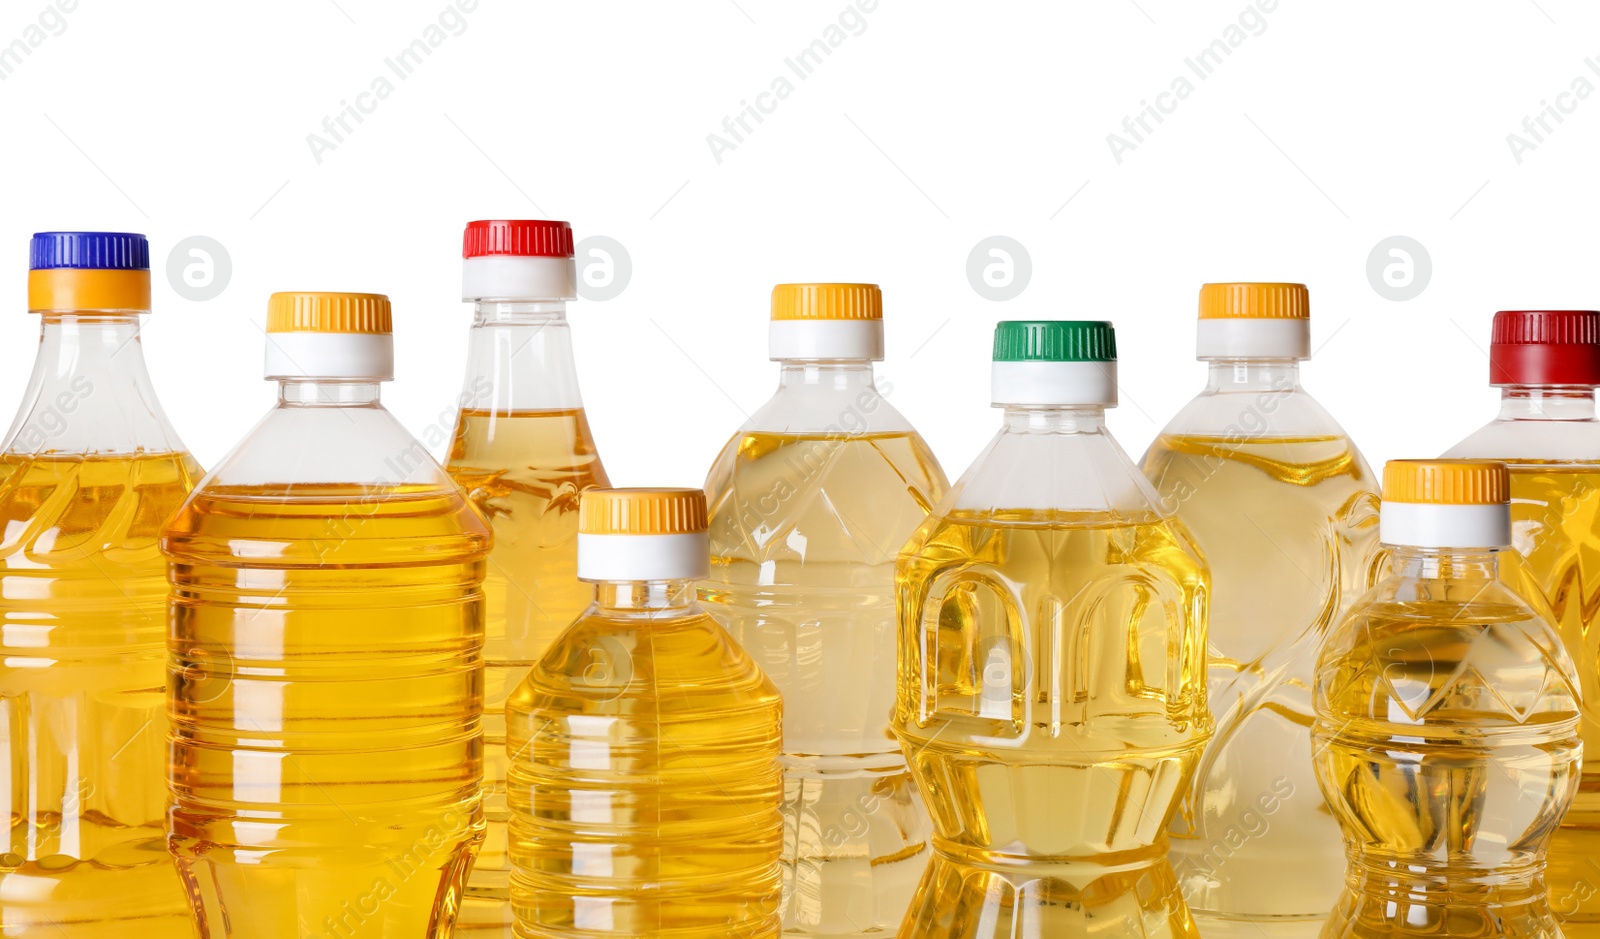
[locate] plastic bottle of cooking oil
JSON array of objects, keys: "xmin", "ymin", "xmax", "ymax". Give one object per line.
[
  {"xmin": 1442, "ymin": 310, "xmax": 1600, "ymax": 936},
  {"xmin": 893, "ymin": 320, "xmax": 1211, "ymax": 938},
  {"xmin": 1313, "ymin": 459, "xmax": 1581, "ymax": 938},
  {"xmin": 163, "ymin": 292, "xmax": 490, "ymax": 939},
  {"xmin": 0, "ymin": 232, "xmax": 200, "ymax": 937},
  {"xmin": 444, "ymin": 219, "xmax": 610, "ymax": 935},
  {"xmin": 505, "ymin": 487, "xmax": 784, "ymax": 939},
  {"xmin": 1140, "ymin": 283, "xmax": 1382, "ymax": 937},
  {"xmin": 701, "ymin": 283, "xmax": 947, "ymax": 937}
]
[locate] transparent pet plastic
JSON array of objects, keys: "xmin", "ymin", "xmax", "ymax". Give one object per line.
[
  {"xmin": 702, "ymin": 361, "xmax": 947, "ymax": 936},
  {"xmin": 1444, "ymin": 386, "xmax": 1600, "ymax": 935},
  {"xmin": 1141, "ymin": 360, "xmax": 1383, "ymax": 937},
  {"xmin": 0, "ymin": 313, "xmax": 200, "ymax": 937},
  {"xmin": 163, "ymin": 377, "xmax": 490, "ymax": 939},
  {"xmin": 1314, "ymin": 545, "xmax": 1581, "ymax": 938},
  {"xmin": 894, "ymin": 404, "xmax": 1210, "ymax": 938}
]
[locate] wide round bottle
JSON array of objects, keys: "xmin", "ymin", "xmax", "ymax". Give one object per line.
[
  {"xmin": 164, "ymin": 292, "xmax": 489, "ymax": 939},
  {"xmin": 1141, "ymin": 283, "xmax": 1383, "ymax": 937},
  {"xmin": 893, "ymin": 320, "xmax": 1210, "ymax": 938},
  {"xmin": 1313, "ymin": 460, "xmax": 1581, "ymax": 939}
]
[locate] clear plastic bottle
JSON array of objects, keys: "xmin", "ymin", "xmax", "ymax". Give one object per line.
[
  {"xmin": 0, "ymin": 232, "xmax": 200, "ymax": 937},
  {"xmin": 505, "ymin": 487, "xmax": 784, "ymax": 938},
  {"xmin": 1442, "ymin": 309, "xmax": 1600, "ymax": 936},
  {"xmin": 163, "ymin": 292, "xmax": 490, "ymax": 939},
  {"xmin": 1313, "ymin": 459, "xmax": 1581, "ymax": 938},
  {"xmin": 893, "ymin": 321, "xmax": 1211, "ymax": 938},
  {"xmin": 444, "ymin": 220, "xmax": 610, "ymax": 934},
  {"xmin": 1140, "ymin": 283, "xmax": 1383, "ymax": 937},
  {"xmin": 701, "ymin": 283, "xmax": 947, "ymax": 937}
]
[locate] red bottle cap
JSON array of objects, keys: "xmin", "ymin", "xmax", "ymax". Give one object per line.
[
  {"xmin": 462, "ymin": 220, "xmax": 573, "ymax": 259},
  {"xmin": 1489, "ymin": 310, "xmax": 1600, "ymax": 386}
]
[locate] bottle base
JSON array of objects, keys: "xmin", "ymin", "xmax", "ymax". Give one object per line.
[
  {"xmin": 895, "ymin": 848, "xmax": 1199, "ymax": 938},
  {"xmin": 778, "ymin": 760, "xmax": 930, "ymax": 938},
  {"xmin": 0, "ymin": 841, "xmax": 195, "ymax": 939},
  {"xmin": 1189, "ymin": 911, "xmax": 1325, "ymax": 939},
  {"xmin": 171, "ymin": 828, "xmax": 480, "ymax": 939},
  {"xmin": 1323, "ymin": 885, "xmax": 1564, "ymax": 939},
  {"xmin": 455, "ymin": 890, "xmax": 513, "ymax": 937},
  {"xmin": 1549, "ymin": 815, "xmax": 1600, "ymax": 934}
]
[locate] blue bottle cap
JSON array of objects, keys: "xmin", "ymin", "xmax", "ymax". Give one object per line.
[{"xmin": 30, "ymin": 232, "xmax": 149, "ymax": 271}]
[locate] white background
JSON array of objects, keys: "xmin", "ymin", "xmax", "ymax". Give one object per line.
[{"xmin": 0, "ymin": 0, "xmax": 1594, "ymax": 483}]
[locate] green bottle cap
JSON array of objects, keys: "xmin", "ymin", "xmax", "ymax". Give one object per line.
[{"xmin": 992, "ymin": 320, "xmax": 1117, "ymax": 363}]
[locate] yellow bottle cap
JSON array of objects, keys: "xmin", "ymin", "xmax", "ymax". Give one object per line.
[
  {"xmin": 266, "ymin": 292, "xmax": 392, "ymax": 334},
  {"xmin": 579, "ymin": 488, "xmax": 708, "ymax": 536},
  {"xmin": 771, "ymin": 283, "xmax": 882, "ymax": 321},
  {"xmin": 1198, "ymin": 283, "xmax": 1309, "ymax": 320},
  {"xmin": 1382, "ymin": 460, "xmax": 1509, "ymax": 505}
]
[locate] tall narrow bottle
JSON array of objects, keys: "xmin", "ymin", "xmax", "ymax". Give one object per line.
[
  {"xmin": 701, "ymin": 283, "xmax": 947, "ymax": 936},
  {"xmin": 1140, "ymin": 283, "xmax": 1382, "ymax": 936},
  {"xmin": 1313, "ymin": 459, "xmax": 1581, "ymax": 938},
  {"xmin": 164, "ymin": 292, "xmax": 490, "ymax": 939},
  {"xmin": 444, "ymin": 219, "xmax": 610, "ymax": 934},
  {"xmin": 894, "ymin": 321, "xmax": 1210, "ymax": 938},
  {"xmin": 505, "ymin": 487, "xmax": 784, "ymax": 938},
  {"xmin": 0, "ymin": 232, "xmax": 200, "ymax": 937},
  {"xmin": 1442, "ymin": 310, "xmax": 1600, "ymax": 936}
]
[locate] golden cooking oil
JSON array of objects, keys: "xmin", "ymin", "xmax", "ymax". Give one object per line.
[
  {"xmin": 1, "ymin": 452, "xmax": 200, "ymax": 937},
  {"xmin": 165, "ymin": 480, "xmax": 490, "ymax": 939},
  {"xmin": 1314, "ymin": 583, "xmax": 1581, "ymax": 938},
  {"xmin": 1498, "ymin": 463, "xmax": 1600, "ymax": 932},
  {"xmin": 1141, "ymin": 433, "xmax": 1382, "ymax": 933},
  {"xmin": 166, "ymin": 291, "xmax": 489, "ymax": 937},
  {"xmin": 1312, "ymin": 459, "xmax": 1582, "ymax": 938},
  {"xmin": 446, "ymin": 404, "xmax": 609, "ymax": 922},
  {"xmin": 894, "ymin": 508, "xmax": 1209, "ymax": 938},
  {"xmin": 505, "ymin": 485, "xmax": 783, "ymax": 939},
  {"xmin": 702, "ymin": 429, "xmax": 946, "ymax": 936}
]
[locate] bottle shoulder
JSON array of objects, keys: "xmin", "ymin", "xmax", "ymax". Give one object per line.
[
  {"xmin": 510, "ymin": 606, "xmax": 782, "ymax": 714},
  {"xmin": 1154, "ymin": 385, "xmax": 1352, "ymax": 441},
  {"xmin": 943, "ymin": 422, "xmax": 1175, "ymax": 518},
  {"xmin": 199, "ymin": 401, "xmax": 461, "ymax": 490},
  {"xmin": 164, "ymin": 402, "xmax": 490, "ymax": 563},
  {"xmin": 739, "ymin": 380, "xmax": 918, "ymax": 436},
  {"xmin": 704, "ymin": 421, "xmax": 948, "ymax": 567},
  {"xmin": 3, "ymin": 331, "xmax": 193, "ymax": 457},
  {"xmin": 1443, "ymin": 418, "xmax": 1600, "ymax": 464}
]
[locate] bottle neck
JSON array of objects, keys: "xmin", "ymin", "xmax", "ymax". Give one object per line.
[
  {"xmin": 776, "ymin": 359, "xmax": 878, "ymax": 391},
  {"xmin": 1, "ymin": 312, "xmax": 187, "ymax": 455},
  {"xmin": 1001, "ymin": 405, "xmax": 1107, "ymax": 434},
  {"xmin": 1497, "ymin": 386, "xmax": 1597, "ymax": 421},
  {"xmin": 1388, "ymin": 545, "xmax": 1501, "ymax": 581},
  {"xmin": 594, "ymin": 579, "xmax": 698, "ymax": 612},
  {"xmin": 1203, "ymin": 359, "xmax": 1301, "ymax": 392},
  {"xmin": 278, "ymin": 380, "xmax": 383, "ymax": 407},
  {"xmin": 458, "ymin": 300, "xmax": 582, "ymax": 413}
]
